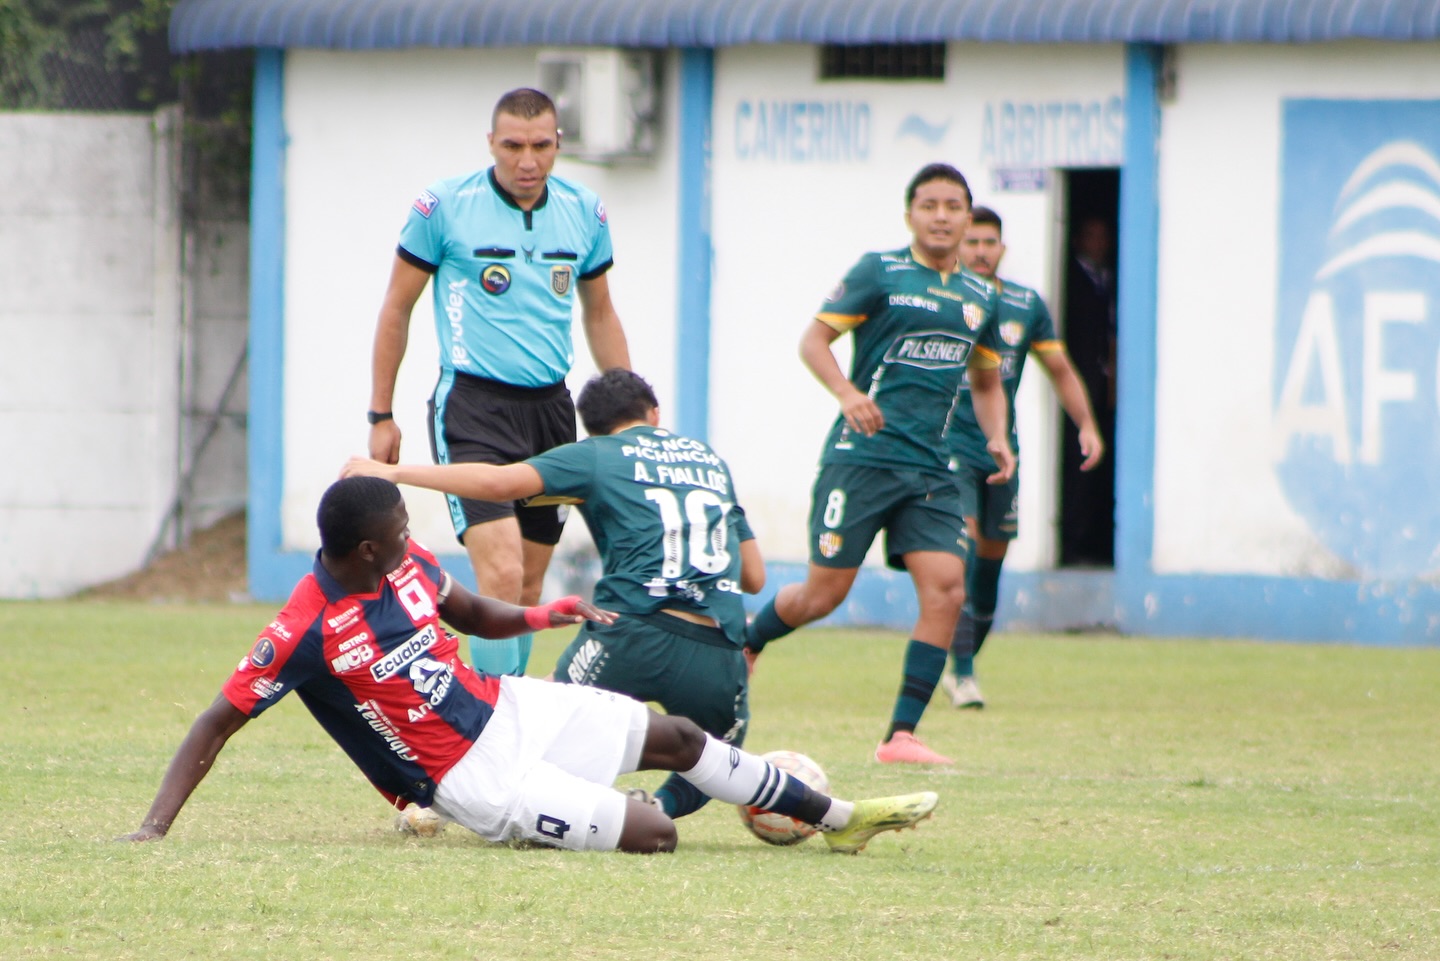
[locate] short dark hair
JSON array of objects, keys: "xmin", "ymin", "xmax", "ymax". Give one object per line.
[
  {"xmin": 905, "ymin": 163, "xmax": 972, "ymax": 208},
  {"xmin": 970, "ymin": 205, "xmax": 1002, "ymax": 234},
  {"xmin": 317, "ymin": 476, "xmax": 402, "ymax": 557},
  {"xmin": 492, "ymin": 88, "xmax": 557, "ymax": 129},
  {"xmin": 576, "ymin": 369, "xmax": 659, "ymax": 436}
]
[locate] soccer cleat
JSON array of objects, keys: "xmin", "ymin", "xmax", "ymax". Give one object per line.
[
  {"xmin": 824, "ymin": 791, "xmax": 939, "ymax": 854},
  {"xmin": 941, "ymin": 672, "xmax": 986, "ymax": 709},
  {"xmin": 874, "ymin": 730, "xmax": 954, "ymax": 765}
]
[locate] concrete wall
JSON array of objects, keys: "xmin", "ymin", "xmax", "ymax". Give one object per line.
[{"xmin": 0, "ymin": 110, "xmax": 247, "ymax": 598}]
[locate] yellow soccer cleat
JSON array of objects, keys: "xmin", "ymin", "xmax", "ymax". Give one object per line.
[{"xmin": 824, "ymin": 791, "xmax": 939, "ymax": 854}]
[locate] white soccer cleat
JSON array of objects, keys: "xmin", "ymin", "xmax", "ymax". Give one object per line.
[{"xmin": 941, "ymin": 673, "xmax": 985, "ymax": 709}]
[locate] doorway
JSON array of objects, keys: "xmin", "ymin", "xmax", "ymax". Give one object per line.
[{"xmin": 1057, "ymin": 168, "xmax": 1120, "ymax": 568}]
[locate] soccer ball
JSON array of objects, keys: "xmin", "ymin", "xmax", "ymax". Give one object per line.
[
  {"xmin": 737, "ymin": 750, "xmax": 829, "ymax": 846},
  {"xmin": 394, "ymin": 802, "xmax": 447, "ymax": 837}
]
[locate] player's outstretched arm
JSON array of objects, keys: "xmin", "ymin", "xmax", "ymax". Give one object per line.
[
  {"xmin": 967, "ymin": 364, "xmax": 1016, "ymax": 484},
  {"xmin": 578, "ymin": 274, "xmax": 631, "ymax": 371},
  {"xmin": 341, "ymin": 458, "xmax": 545, "ymax": 504},
  {"xmin": 117, "ymin": 695, "xmax": 250, "ymax": 842},
  {"xmin": 440, "ymin": 584, "xmax": 617, "ymax": 640},
  {"xmin": 1038, "ymin": 349, "xmax": 1105, "ymax": 471},
  {"xmin": 739, "ymin": 537, "xmax": 766, "ymax": 594}
]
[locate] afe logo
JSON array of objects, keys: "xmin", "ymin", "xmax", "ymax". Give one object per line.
[{"xmin": 1273, "ymin": 102, "xmax": 1440, "ymax": 579}]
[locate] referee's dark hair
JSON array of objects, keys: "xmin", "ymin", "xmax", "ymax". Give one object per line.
[
  {"xmin": 317, "ymin": 476, "xmax": 403, "ymax": 558},
  {"xmin": 905, "ymin": 162, "xmax": 972, "ymax": 209},
  {"xmin": 577, "ymin": 369, "xmax": 659, "ymax": 437},
  {"xmin": 492, "ymin": 88, "xmax": 557, "ymax": 128},
  {"xmin": 970, "ymin": 205, "xmax": 1003, "ymax": 234}
]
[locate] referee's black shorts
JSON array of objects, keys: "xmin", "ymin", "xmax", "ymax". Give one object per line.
[{"xmin": 428, "ymin": 371, "xmax": 576, "ymax": 546}]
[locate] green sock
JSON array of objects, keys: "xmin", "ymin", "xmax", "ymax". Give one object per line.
[
  {"xmin": 969, "ymin": 556, "xmax": 1004, "ymax": 659},
  {"xmin": 886, "ymin": 640, "xmax": 947, "ymax": 740},
  {"xmin": 744, "ymin": 599, "xmax": 795, "ymax": 652},
  {"xmin": 950, "ymin": 612, "xmax": 977, "ymax": 677}
]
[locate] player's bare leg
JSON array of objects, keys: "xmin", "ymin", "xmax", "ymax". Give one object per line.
[
  {"xmin": 876, "ymin": 550, "xmax": 964, "ymax": 765},
  {"xmin": 463, "ymin": 517, "xmax": 526, "ymax": 674},
  {"xmin": 743, "ymin": 565, "xmax": 858, "ymax": 657}
]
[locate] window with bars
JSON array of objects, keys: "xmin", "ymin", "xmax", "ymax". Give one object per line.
[{"xmin": 819, "ymin": 43, "xmax": 947, "ymax": 81}]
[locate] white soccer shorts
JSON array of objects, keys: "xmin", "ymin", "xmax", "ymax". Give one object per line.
[{"xmin": 431, "ymin": 675, "xmax": 650, "ymax": 851}]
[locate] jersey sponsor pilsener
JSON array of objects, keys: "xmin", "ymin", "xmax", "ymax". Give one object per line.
[
  {"xmin": 816, "ymin": 248, "xmax": 1002, "ymax": 474},
  {"xmin": 527, "ymin": 426, "xmax": 754, "ymax": 646},
  {"xmin": 398, "ymin": 167, "xmax": 614, "ymax": 387},
  {"xmin": 221, "ymin": 542, "xmax": 501, "ymax": 807},
  {"xmin": 948, "ymin": 278, "xmax": 1064, "ymax": 470}
]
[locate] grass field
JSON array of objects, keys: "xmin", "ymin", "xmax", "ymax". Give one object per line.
[{"xmin": 2, "ymin": 600, "xmax": 1437, "ymax": 960}]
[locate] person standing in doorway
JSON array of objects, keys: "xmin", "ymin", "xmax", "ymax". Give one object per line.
[
  {"xmin": 366, "ymin": 88, "xmax": 630, "ymax": 677},
  {"xmin": 1060, "ymin": 214, "xmax": 1117, "ymax": 566}
]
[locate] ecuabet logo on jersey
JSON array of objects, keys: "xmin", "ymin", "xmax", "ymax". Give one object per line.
[
  {"xmin": 481, "ymin": 264, "xmax": 511, "ymax": 295},
  {"xmin": 962, "ymin": 302, "xmax": 986, "ymax": 331},
  {"xmin": 412, "ymin": 189, "xmax": 438, "ymax": 218},
  {"xmin": 550, "ymin": 265, "xmax": 573, "ymax": 296},
  {"xmin": 1273, "ymin": 100, "xmax": 1440, "ymax": 578},
  {"xmin": 817, "ymin": 532, "xmax": 843, "ymax": 558},
  {"xmin": 1000, "ymin": 320, "xmax": 1025, "ymax": 347}
]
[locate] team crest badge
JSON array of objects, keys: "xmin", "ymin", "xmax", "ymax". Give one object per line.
[
  {"xmin": 817, "ymin": 532, "xmax": 843, "ymax": 559},
  {"xmin": 1000, "ymin": 321, "xmax": 1025, "ymax": 346},
  {"xmin": 550, "ymin": 265, "xmax": 573, "ymax": 296},
  {"xmin": 963, "ymin": 302, "xmax": 986, "ymax": 331},
  {"xmin": 481, "ymin": 264, "xmax": 511, "ymax": 295}
]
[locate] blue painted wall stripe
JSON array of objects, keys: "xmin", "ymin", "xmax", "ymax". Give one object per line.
[
  {"xmin": 674, "ymin": 48, "xmax": 714, "ymax": 441},
  {"xmin": 247, "ymin": 48, "xmax": 300, "ymax": 600},
  {"xmin": 1115, "ymin": 43, "xmax": 1162, "ymax": 621}
]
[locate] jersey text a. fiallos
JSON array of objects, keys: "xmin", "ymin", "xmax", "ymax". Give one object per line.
[
  {"xmin": 221, "ymin": 543, "xmax": 501, "ymax": 807},
  {"xmin": 816, "ymin": 247, "xmax": 1002, "ymax": 474},
  {"xmin": 948, "ymin": 278, "xmax": 1064, "ymax": 469},
  {"xmin": 527, "ymin": 426, "xmax": 754, "ymax": 646},
  {"xmin": 398, "ymin": 167, "xmax": 613, "ymax": 387}
]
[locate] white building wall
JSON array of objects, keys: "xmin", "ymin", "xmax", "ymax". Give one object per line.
[
  {"xmin": 1152, "ymin": 41, "xmax": 1440, "ymax": 580},
  {"xmin": 709, "ymin": 43, "xmax": 1125, "ymax": 568},
  {"xmin": 279, "ymin": 49, "xmax": 680, "ymax": 557}
]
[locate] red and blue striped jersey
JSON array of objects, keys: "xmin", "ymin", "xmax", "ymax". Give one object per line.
[{"xmin": 222, "ymin": 541, "xmax": 501, "ymax": 807}]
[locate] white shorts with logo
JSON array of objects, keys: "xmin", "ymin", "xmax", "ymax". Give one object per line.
[{"xmin": 430, "ymin": 675, "xmax": 650, "ymax": 851}]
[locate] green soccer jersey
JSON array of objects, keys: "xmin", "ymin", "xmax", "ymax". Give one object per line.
[
  {"xmin": 526, "ymin": 425, "xmax": 754, "ymax": 646},
  {"xmin": 816, "ymin": 247, "xmax": 1003, "ymax": 475},
  {"xmin": 947, "ymin": 278, "xmax": 1065, "ymax": 470}
]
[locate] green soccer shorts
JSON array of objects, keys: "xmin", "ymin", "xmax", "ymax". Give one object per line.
[
  {"xmin": 807, "ymin": 463, "xmax": 970, "ymax": 571},
  {"xmin": 952, "ymin": 460, "xmax": 1020, "ymax": 542},
  {"xmin": 552, "ymin": 614, "xmax": 749, "ymax": 746}
]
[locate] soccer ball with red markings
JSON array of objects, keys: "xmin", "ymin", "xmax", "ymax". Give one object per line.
[{"xmin": 737, "ymin": 750, "xmax": 829, "ymax": 846}]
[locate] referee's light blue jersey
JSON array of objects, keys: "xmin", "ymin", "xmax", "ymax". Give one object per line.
[{"xmin": 398, "ymin": 167, "xmax": 614, "ymax": 387}]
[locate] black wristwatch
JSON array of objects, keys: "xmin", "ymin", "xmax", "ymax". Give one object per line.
[{"xmin": 366, "ymin": 410, "xmax": 394, "ymax": 425}]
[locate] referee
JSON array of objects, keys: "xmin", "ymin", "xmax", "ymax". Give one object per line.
[{"xmin": 367, "ymin": 88, "xmax": 630, "ymax": 676}]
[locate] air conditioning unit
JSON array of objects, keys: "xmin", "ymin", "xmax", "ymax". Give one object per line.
[{"xmin": 537, "ymin": 49, "xmax": 660, "ymax": 162}]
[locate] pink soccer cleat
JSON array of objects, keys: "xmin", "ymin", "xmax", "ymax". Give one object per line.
[{"xmin": 874, "ymin": 730, "xmax": 954, "ymax": 765}]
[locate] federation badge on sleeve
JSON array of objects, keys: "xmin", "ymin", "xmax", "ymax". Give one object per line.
[
  {"xmin": 817, "ymin": 532, "xmax": 844, "ymax": 559},
  {"xmin": 412, "ymin": 189, "xmax": 438, "ymax": 218},
  {"xmin": 595, "ymin": 200, "xmax": 608, "ymax": 225},
  {"xmin": 825, "ymin": 281, "xmax": 846, "ymax": 303},
  {"xmin": 550, "ymin": 265, "xmax": 573, "ymax": 297}
]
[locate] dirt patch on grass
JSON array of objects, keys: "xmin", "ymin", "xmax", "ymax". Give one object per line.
[{"xmin": 79, "ymin": 511, "xmax": 249, "ymax": 603}]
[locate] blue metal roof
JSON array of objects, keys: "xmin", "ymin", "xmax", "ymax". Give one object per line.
[{"xmin": 170, "ymin": 0, "xmax": 1440, "ymax": 52}]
